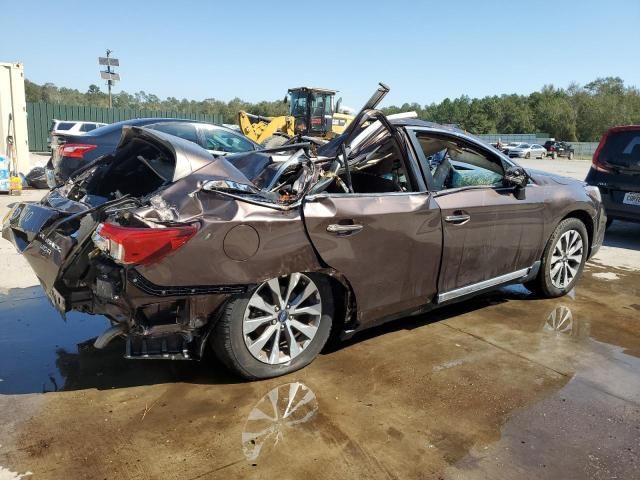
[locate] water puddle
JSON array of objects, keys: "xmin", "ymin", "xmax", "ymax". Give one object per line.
[
  {"xmin": 0, "ymin": 466, "xmax": 32, "ymax": 480},
  {"xmin": 242, "ymin": 382, "xmax": 318, "ymax": 462}
]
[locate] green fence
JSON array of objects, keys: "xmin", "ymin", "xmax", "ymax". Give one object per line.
[{"xmin": 26, "ymin": 102, "xmax": 224, "ymax": 152}]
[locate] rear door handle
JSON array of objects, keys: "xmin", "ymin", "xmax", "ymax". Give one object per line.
[
  {"xmin": 326, "ymin": 224, "xmax": 363, "ymax": 235},
  {"xmin": 444, "ymin": 214, "xmax": 470, "ymax": 225}
]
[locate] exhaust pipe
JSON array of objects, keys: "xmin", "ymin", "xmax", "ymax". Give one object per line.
[{"xmin": 94, "ymin": 324, "xmax": 127, "ymax": 349}]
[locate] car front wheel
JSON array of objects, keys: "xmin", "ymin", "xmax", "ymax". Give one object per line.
[
  {"xmin": 526, "ymin": 218, "xmax": 588, "ymax": 298},
  {"xmin": 212, "ymin": 273, "xmax": 333, "ymax": 379}
]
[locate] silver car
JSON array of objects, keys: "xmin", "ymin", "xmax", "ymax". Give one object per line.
[{"xmin": 508, "ymin": 143, "xmax": 547, "ymax": 159}]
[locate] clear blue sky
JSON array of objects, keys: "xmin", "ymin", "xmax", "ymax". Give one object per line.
[{"xmin": 1, "ymin": 0, "xmax": 638, "ymax": 107}]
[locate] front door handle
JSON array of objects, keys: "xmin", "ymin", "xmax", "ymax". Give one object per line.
[
  {"xmin": 326, "ymin": 223, "xmax": 363, "ymax": 235},
  {"xmin": 444, "ymin": 213, "xmax": 470, "ymax": 225}
]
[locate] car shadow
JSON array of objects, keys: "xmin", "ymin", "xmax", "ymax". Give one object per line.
[
  {"xmin": 325, "ymin": 284, "xmax": 532, "ymax": 353},
  {"xmin": 0, "ymin": 286, "xmax": 242, "ymax": 395},
  {"xmin": 603, "ymin": 220, "xmax": 640, "ymax": 251},
  {"xmin": 0, "ymin": 284, "xmax": 535, "ymax": 395}
]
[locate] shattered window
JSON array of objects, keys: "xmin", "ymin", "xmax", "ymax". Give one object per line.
[
  {"xmin": 415, "ymin": 133, "xmax": 504, "ymax": 190},
  {"xmin": 327, "ymin": 132, "xmax": 412, "ymax": 194}
]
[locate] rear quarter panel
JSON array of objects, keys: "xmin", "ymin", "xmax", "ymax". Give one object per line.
[{"xmin": 134, "ymin": 191, "xmax": 322, "ymax": 287}]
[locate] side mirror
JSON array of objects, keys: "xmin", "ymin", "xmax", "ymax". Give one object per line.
[
  {"xmin": 335, "ymin": 97, "xmax": 342, "ymax": 113},
  {"xmin": 283, "ymin": 95, "xmax": 288, "ymax": 104},
  {"xmin": 505, "ymin": 166, "xmax": 529, "ymax": 189}
]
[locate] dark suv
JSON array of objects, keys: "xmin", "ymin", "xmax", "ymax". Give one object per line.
[
  {"xmin": 586, "ymin": 125, "xmax": 640, "ymax": 227},
  {"xmin": 544, "ymin": 140, "xmax": 575, "ymax": 160}
]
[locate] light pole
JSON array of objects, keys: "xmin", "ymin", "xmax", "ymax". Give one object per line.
[{"xmin": 98, "ymin": 50, "xmax": 120, "ymax": 108}]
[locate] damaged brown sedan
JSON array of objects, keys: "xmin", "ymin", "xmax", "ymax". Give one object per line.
[{"xmin": 2, "ymin": 84, "xmax": 606, "ymax": 379}]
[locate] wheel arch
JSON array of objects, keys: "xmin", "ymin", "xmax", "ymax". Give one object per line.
[
  {"xmin": 561, "ymin": 209, "xmax": 594, "ymax": 253},
  {"xmin": 317, "ymin": 269, "xmax": 359, "ymax": 338},
  {"xmin": 200, "ymin": 268, "xmax": 359, "ymax": 358}
]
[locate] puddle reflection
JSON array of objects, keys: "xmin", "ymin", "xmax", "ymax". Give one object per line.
[
  {"xmin": 541, "ymin": 304, "xmax": 589, "ymax": 338},
  {"xmin": 242, "ymin": 382, "xmax": 318, "ymax": 462},
  {"xmin": 543, "ymin": 305, "xmax": 574, "ymax": 335}
]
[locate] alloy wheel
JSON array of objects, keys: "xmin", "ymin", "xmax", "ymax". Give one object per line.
[
  {"xmin": 243, "ymin": 274, "xmax": 322, "ymax": 364},
  {"xmin": 549, "ymin": 229, "xmax": 583, "ymax": 289}
]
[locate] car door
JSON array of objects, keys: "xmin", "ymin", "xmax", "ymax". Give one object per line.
[
  {"xmin": 407, "ymin": 128, "xmax": 546, "ymax": 301},
  {"xmin": 302, "ymin": 129, "xmax": 443, "ymax": 326},
  {"xmin": 531, "ymin": 144, "xmax": 544, "ymax": 158}
]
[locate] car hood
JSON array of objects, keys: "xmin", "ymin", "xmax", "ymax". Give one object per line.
[{"xmin": 526, "ymin": 168, "xmax": 577, "ymax": 186}]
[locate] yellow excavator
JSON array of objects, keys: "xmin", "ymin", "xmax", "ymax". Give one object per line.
[{"xmin": 238, "ymin": 87, "xmax": 354, "ymax": 148}]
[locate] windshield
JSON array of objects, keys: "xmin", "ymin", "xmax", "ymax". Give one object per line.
[
  {"xmin": 289, "ymin": 91, "xmax": 308, "ymax": 117},
  {"xmin": 518, "ymin": 144, "xmax": 530, "ymax": 148}
]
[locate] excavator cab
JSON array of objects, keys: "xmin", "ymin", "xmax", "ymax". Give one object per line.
[
  {"xmin": 287, "ymin": 87, "xmax": 336, "ymax": 137},
  {"xmin": 238, "ymin": 86, "xmax": 353, "ymax": 147}
]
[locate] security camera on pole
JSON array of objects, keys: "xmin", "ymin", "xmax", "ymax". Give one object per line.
[{"xmin": 98, "ymin": 50, "xmax": 120, "ymax": 108}]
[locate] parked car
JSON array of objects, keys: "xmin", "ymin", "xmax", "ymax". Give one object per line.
[
  {"xmin": 48, "ymin": 120, "xmax": 108, "ymax": 149},
  {"xmin": 544, "ymin": 140, "xmax": 575, "ymax": 160},
  {"xmin": 46, "ymin": 118, "xmax": 259, "ymax": 187},
  {"xmin": 2, "ymin": 84, "xmax": 605, "ymax": 379},
  {"xmin": 500, "ymin": 142, "xmax": 522, "ymax": 155},
  {"xmin": 508, "ymin": 143, "xmax": 547, "ymax": 159},
  {"xmin": 145, "ymin": 121, "xmax": 259, "ymax": 157},
  {"xmin": 585, "ymin": 125, "xmax": 640, "ymax": 227}
]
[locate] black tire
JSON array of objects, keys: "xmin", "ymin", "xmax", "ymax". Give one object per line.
[
  {"xmin": 261, "ymin": 135, "xmax": 289, "ymax": 149},
  {"xmin": 525, "ymin": 152, "xmax": 531, "ymax": 159},
  {"xmin": 211, "ymin": 273, "xmax": 334, "ymax": 380},
  {"xmin": 605, "ymin": 218, "xmax": 614, "ymax": 230},
  {"xmin": 526, "ymin": 218, "xmax": 588, "ymax": 298}
]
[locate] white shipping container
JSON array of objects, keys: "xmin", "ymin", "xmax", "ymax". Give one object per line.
[{"xmin": 0, "ymin": 62, "xmax": 29, "ymax": 183}]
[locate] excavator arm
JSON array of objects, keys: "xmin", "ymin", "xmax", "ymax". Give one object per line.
[{"xmin": 238, "ymin": 111, "xmax": 295, "ymax": 145}]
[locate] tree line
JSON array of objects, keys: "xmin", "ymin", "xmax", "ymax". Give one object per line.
[{"xmin": 25, "ymin": 77, "xmax": 640, "ymax": 142}]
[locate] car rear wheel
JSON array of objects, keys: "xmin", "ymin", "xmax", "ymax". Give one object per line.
[
  {"xmin": 526, "ymin": 218, "xmax": 588, "ymax": 298},
  {"xmin": 212, "ymin": 273, "xmax": 333, "ymax": 379}
]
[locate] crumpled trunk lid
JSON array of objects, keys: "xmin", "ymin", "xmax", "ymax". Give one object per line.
[{"xmin": 1, "ymin": 192, "xmax": 126, "ymax": 312}]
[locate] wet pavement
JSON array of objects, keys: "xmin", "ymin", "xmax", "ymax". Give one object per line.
[{"xmin": 0, "ymin": 262, "xmax": 638, "ymax": 479}]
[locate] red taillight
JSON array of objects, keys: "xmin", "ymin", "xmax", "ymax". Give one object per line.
[
  {"xmin": 592, "ymin": 131, "xmax": 612, "ymax": 173},
  {"xmin": 549, "ymin": 146, "xmax": 555, "ymax": 151},
  {"xmin": 58, "ymin": 143, "xmax": 97, "ymax": 159},
  {"xmin": 93, "ymin": 223, "xmax": 197, "ymax": 265}
]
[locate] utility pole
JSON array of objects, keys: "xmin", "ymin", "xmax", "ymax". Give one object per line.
[{"xmin": 98, "ymin": 50, "xmax": 120, "ymax": 108}]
